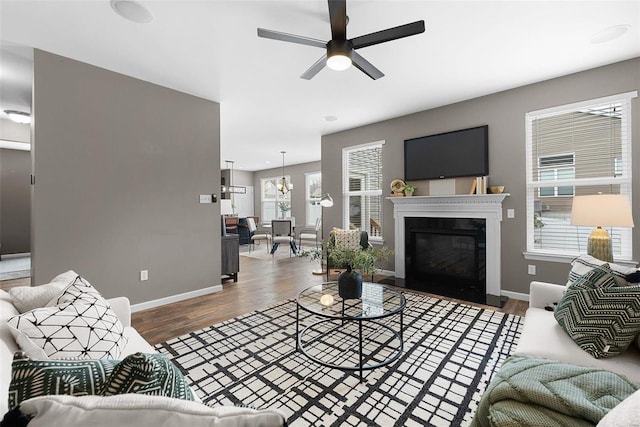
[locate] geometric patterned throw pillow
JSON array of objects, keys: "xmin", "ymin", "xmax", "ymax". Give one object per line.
[
  {"xmin": 8, "ymin": 357, "xmax": 119, "ymax": 410},
  {"xmin": 100, "ymin": 353, "xmax": 195, "ymax": 401},
  {"xmin": 555, "ymin": 265, "xmax": 640, "ymax": 358},
  {"xmin": 566, "ymin": 254, "xmax": 635, "ymax": 287},
  {"xmin": 7, "ymin": 277, "xmax": 127, "ymax": 360},
  {"xmin": 47, "ymin": 274, "xmax": 104, "ymax": 307},
  {"xmin": 333, "ymin": 228, "xmax": 361, "ymax": 251}
]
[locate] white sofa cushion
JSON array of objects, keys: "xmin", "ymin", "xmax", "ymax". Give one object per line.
[
  {"xmin": 7, "ymin": 277, "xmax": 127, "ymax": 360},
  {"xmin": 1, "ymin": 290, "xmax": 21, "ymax": 418},
  {"xmin": 597, "ymin": 388, "xmax": 640, "ymax": 427},
  {"xmin": 515, "ymin": 307, "xmax": 640, "ymax": 382},
  {"xmin": 16, "ymin": 394, "xmax": 286, "ymax": 427}
]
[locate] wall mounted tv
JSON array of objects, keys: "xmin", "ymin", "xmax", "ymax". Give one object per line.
[{"xmin": 404, "ymin": 125, "xmax": 488, "ymax": 181}]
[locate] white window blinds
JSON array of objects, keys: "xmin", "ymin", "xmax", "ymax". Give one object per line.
[
  {"xmin": 525, "ymin": 91, "xmax": 636, "ymax": 259},
  {"xmin": 343, "ymin": 142, "xmax": 384, "ymax": 239}
]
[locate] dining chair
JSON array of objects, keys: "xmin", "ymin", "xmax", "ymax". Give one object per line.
[
  {"xmin": 249, "ymin": 217, "xmax": 271, "ymax": 253},
  {"xmin": 298, "ymin": 217, "xmax": 321, "ymax": 250},
  {"xmin": 270, "ymin": 219, "xmax": 297, "ymax": 256}
]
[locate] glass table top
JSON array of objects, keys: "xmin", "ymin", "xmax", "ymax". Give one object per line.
[{"xmin": 297, "ymin": 282, "xmax": 405, "ymax": 320}]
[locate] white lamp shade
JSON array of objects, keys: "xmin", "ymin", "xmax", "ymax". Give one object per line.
[
  {"xmin": 220, "ymin": 199, "xmax": 234, "ymax": 215},
  {"xmin": 570, "ymin": 194, "xmax": 634, "ymax": 227}
]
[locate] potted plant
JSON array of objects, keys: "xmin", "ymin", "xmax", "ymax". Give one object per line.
[
  {"xmin": 328, "ymin": 245, "xmax": 393, "ymax": 298},
  {"xmin": 328, "ymin": 246, "xmax": 393, "ymax": 280},
  {"xmin": 278, "ymin": 201, "xmax": 291, "ymax": 219},
  {"xmin": 298, "ymin": 247, "xmax": 326, "ymax": 274},
  {"xmin": 403, "ymin": 185, "xmax": 416, "ymax": 196}
]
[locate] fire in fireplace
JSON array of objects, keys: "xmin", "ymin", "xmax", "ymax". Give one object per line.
[{"xmin": 405, "ymin": 217, "xmax": 486, "ymax": 304}]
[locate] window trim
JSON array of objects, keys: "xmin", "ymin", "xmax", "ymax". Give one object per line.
[
  {"xmin": 342, "ymin": 140, "xmax": 385, "ymax": 242},
  {"xmin": 305, "ymin": 171, "xmax": 322, "ymax": 226},
  {"xmin": 525, "ymin": 91, "xmax": 637, "ymax": 260}
]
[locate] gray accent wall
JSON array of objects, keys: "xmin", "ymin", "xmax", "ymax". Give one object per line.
[
  {"xmin": 322, "ymin": 57, "xmax": 640, "ymax": 296},
  {"xmin": 0, "ymin": 119, "xmax": 31, "ymax": 256},
  {"xmin": 32, "ymin": 50, "xmax": 221, "ymax": 302},
  {"xmin": 253, "ymin": 161, "xmax": 321, "ymax": 226}
]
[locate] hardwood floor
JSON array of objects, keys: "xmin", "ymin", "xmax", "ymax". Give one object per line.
[
  {"xmin": 0, "ymin": 277, "xmax": 30, "ymax": 291},
  {"xmin": 132, "ymin": 252, "xmax": 528, "ymax": 345}
]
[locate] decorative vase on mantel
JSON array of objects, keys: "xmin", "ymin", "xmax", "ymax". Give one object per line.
[{"xmin": 338, "ymin": 265, "xmax": 363, "ymax": 299}]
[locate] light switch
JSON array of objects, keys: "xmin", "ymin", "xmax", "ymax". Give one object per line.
[
  {"xmin": 507, "ymin": 209, "xmax": 515, "ymax": 219},
  {"xmin": 528, "ymin": 265, "xmax": 536, "ymax": 275},
  {"xmin": 140, "ymin": 270, "xmax": 149, "ymax": 281}
]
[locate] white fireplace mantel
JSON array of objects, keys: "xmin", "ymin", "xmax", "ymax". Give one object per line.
[{"xmin": 388, "ymin": 194, "xmax": 508, "ymax": 305}]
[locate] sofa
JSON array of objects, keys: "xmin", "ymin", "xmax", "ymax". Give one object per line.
[
  {"xmin": 472, "ymin": 255, "xmax": 640, "ymax": 426},
  {"xmin": 1, "ymin": 271, "xmax": 285, "ymax": 426}
]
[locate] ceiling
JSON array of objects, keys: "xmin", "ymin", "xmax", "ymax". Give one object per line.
[{"xmin": 1, "ymin": 1, "xmax": 639, "ymax": 171}]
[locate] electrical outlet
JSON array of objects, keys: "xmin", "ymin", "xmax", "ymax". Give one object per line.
[
  {"xmin": 140, "ymin": 270, "xmax": 149, "ymax": 281},
  {"xmin": 507, "ymin": 209, "xmax": 515, "ymax": 219},
  {"xmin": 527, "ymin": 265, "xmax": 536, "ymax": 275}
]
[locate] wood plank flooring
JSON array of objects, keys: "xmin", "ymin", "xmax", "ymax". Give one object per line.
[
  {"xmin": 1, "ymin": 251, "xmax": 528, "ymax": 346},
  {"xmin": 132, "ymin": 251, "xmax": 528, "ymax": 345}
]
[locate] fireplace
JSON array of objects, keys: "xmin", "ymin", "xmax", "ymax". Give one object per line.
[
  {"xmin": 388, "ymin": 194, "xmax": 507, "ymax": 307},
  {"xmin": 405, "ymin": 217, "xmax": 486, "ymax": 304}
]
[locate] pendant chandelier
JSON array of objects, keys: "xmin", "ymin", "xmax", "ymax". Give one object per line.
[{"xmin": 278, "ymin": 151, "xmax": 291, "ymax": 195}]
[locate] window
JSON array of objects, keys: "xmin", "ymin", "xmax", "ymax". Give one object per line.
[
  {"xmin": 261, "ymin": 176, "xmax": 291, "ymax": 223},
  {"xmin": 305, "ymin": 172, "xmax": 322, "ymax": 226},
  {"xmin": 343, "ymin": 141, "xmax": 384, "ymax": 241},
  {"xmin": 538, "ymin": 154, "xmax": 575, "ymax": 197},
  {"xmin": 526, "ymin": 91, "xmax": 636, "ymax": 260}
]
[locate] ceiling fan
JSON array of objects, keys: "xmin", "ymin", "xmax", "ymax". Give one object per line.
[{"xmin": 257, "ymin": 0, "xmax": 425, "ymax": 80}]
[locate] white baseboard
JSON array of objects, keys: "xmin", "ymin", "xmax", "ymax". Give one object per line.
[
  {"xmin": 1, "ymin": 253, "xmax": 31, "ymax": 260},
  {"xmin": 131, "ymin": 285, "xmax": 223, "ymax": 313},
  {"xmin": 501, "ymin": 290, "xmax": 529, "ymax": 302}
]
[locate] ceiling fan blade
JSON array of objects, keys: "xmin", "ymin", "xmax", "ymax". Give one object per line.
[
  {"xmin": 351, "ymin": 51, "xmax": 384, "ymax": 80},
  {"xmin": 257, "ymin": 28, "xmax": 326, "ymax": 49},
  {"xmin": 328, "ymin": 0, "xmax": 347, "ymax": 40},
  {"xmin": 351, "ymin": 20, "xmax": 425, "ymax": 49},
  {"xmin": 300, "ymin": 55, "xmax": 327, "ymax": 80}
]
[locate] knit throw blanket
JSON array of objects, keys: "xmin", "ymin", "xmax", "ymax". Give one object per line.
[{"xmin": 471, "ymin": 355, "xmax": 640, "ymax": 427}]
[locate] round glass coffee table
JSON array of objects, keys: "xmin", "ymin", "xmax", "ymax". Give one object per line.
[{"xmin": 296, "ymin": 281, "xmax": 405, "ymax": 381}]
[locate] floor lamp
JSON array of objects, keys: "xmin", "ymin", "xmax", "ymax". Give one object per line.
[
  {"xmin": 570, "ymin": 194, "xmax": 634, "ymax": 262},
  {"xmin": 312, "ymin": 193, "xmax": 334, "ymax": 275}
]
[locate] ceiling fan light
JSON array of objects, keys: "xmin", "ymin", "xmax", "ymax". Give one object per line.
[
  {"xmin": 111, "ymin": 0, "xmax": 153, "ymax": 24},
  {"xmin": 327, "ymin": 54, "xmax": 352, "ymax": 71}
]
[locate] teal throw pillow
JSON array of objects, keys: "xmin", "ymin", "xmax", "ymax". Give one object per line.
[
  {"xmin": 8, "ymin": 357, "xmax": 118, "ymax": 409},
  {"xmin": 100, "ymin": 352, "xmax": 194, "ymax": 400}
]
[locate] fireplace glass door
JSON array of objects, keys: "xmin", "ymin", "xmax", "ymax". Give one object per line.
[{"xmin": 405, "ymin": 217, "xmax": 486, "ymax": 304}]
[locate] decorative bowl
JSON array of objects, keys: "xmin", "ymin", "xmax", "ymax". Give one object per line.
[{"xmin": 488, "ymin": 186, "xmax": 505, "ymax": 194}]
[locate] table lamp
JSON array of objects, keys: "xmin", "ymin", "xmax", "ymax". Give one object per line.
[
  {"xmin": 570, "ymin": 194, "xmax": 634, "ymax": 262},
  {"xmin": 220, "ymin": 199, "xmax": 234, "ymax": 236}
]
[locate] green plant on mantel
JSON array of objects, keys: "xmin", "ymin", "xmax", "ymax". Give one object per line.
[{"xmin": 403, "ymin": 185, "xmax": 416, "ymax": 192}]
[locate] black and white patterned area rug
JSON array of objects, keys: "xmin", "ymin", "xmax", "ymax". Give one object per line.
[{"xmin": 156, "ymin": 291, "xmax": 522, "ymax": 426}]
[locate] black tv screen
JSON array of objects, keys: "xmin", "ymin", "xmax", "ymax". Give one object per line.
[{"xmin": 404, "ymin": 125, "xmax": 488, "ymax": 181}]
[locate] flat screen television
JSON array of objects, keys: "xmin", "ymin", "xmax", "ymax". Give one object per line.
[{"xmin": 404, "ymin": 125, "xmax": 488, "ymax": 181}]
